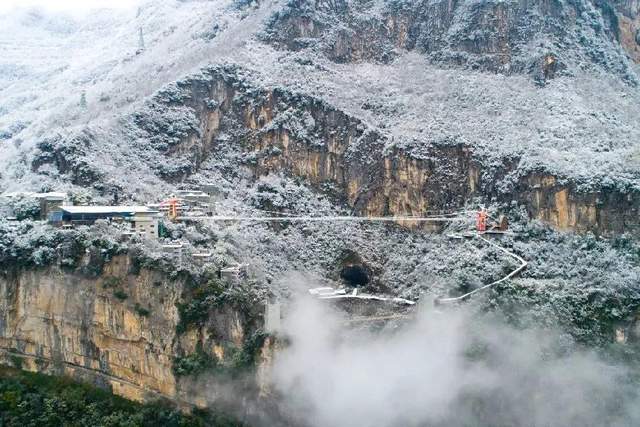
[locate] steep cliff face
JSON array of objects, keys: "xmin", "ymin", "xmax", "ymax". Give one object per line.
[
  {"xmin": 3, "ymin": 2, "xmax": 640, "ymax": 423},
  {"xmin": 128, "ymin": 66, "xmax": 639, "ymax": 234},
  {"xmin": 612, "ymin": 0, "xmax": 640, "ymax": 61},
  {"xmin": 514, "ymin": 174, "xmax": 640, "ymax": 232},
  {"xmin": 0, "ymin": 254, "xmax": 268, "ymax": 412},
  {"xmin": 6, "ymin": 0, "xmax": 639, "ymax": 237},
  {"xmin": 264, "ymin": 0, "xmax": 638, "ymax": 82}
]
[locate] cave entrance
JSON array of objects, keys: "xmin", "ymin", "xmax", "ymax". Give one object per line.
[{"xmin": 340, "ymin": 264, "xmax": 370, "ymax": 287}]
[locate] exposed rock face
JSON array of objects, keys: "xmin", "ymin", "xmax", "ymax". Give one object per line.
[
  {"xmin": 21, "ymin": 1, "xmax": 640, "ymax": 236},
  {"xmin": 612, "ymin": 0, "xmax": 640, "ymax": 61},
  {"xmin": 265, "ymin": 0, "xmax": 637, "ymax": 82},
  {"xmin": 3, "ymin": 1, "xmax": 640, "ymax": 421},
  {"xmin": 135, "ymin": 67, "xmax": 639, "ymax": 235},
  {"xmin": 32, "ymin": 131, "xmax": 103, "ymax": 187},
  {"xmin": 515, "ymin": 174, "xmax": 640, "ymax": 232},
  {"xmin": 0, "ymin": 255, "xmax": 267, "ymax": 411}
]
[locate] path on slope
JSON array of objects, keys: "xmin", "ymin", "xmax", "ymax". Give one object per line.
[{"xmin": 189, "ymin": 211, "xmax": 528, "ymax": 313}]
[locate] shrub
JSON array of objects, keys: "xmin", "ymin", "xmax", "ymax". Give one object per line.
[
  {"xmin": 176, "ymin": 279, "xmax": 227, "ymax": 333},
  {"xmin": 8, "ymin": 197, "xmax": 41, "ymax": 220},
  {"xmin": 103, "ymin": 276, "xmax": 122, "ymax": 289},
  {"xmin": 9, "ymin": 356, "xmax": 23, "ymax": 370},
  {"xmin": 230, "ymin": 330, "xmax": 268, "ymax": 371},
  {"xmin": 113, "ymin": 290, "xmax": 128, "ymax": 301},
  {"xmin": 134, "ymin": 303, "xmax": 151, "ymax": 317},
  {"xmin": 173, "ymin": 346, "xmax": 217, "ymax": 376},
  {"xmin": 0, "ymin": 367, "xmax": 243, "ymax": 426}
]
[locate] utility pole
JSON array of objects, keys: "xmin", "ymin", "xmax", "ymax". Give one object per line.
[
  {"xmin": 79, "ymin": 90, "xmax": 87, "ymax": 109},
  {"xmin": 137, "ymin": 27, "xmax": 145, "ymax": 54}
]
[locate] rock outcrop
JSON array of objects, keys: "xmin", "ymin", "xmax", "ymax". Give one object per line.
[
  {"xmin": 23, "ymin": 0, "xmax": 640, "ymax": 236},
  {"xmin": 0, "ymin": 254, "xmax": 272, "ymax": 415},
  {"xmin": 130, "ymin": 66, "xmax": 640, "ymax": 235},
  {"xmin": 612, "ymin": 0, "xmax": 640, "ymax": 62},
  {"xmin": 264, "ymin": 0, "xmax": 638, "ymax": 82}
]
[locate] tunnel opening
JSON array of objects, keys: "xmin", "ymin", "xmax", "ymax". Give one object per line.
[{"xmin": 340, "ymin": 264, "xmax": 370, "ymax": 287}]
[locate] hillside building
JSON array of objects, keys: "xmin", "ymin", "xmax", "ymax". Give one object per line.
[
  {"xmin": 60, "ymin": 206, "xmax": 160, "ymax": 239},
  {"xmin": 219, "ymin": 263, "xmax": 249, "ymax": 284},
  {"xmin": 34, "ymin": 192, "xmax": 67, "ymax": 220}
]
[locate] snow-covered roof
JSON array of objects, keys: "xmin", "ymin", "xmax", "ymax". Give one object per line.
[
  {"xmin": 309, "ymin": 287, "xmax": 347, "ymax": 296},
  {"xmin": 61, "ymin": 206, "xmax": 156, "ymax": 214},
  {"xmin": 33, "ymin": 192, "xmax": 67, "ymax": 200},
  {"xmin": 1, "ymin": 191, "xmax": 66, "ymax": 200}
]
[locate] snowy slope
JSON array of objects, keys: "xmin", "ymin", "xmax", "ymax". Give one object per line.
[
  {"xmin": 0, "ymin": 0, "xmax": 264, "ymax": 183},
  {"xmin": 0, "ymin": 0, "xmax": 639, "ymax": 196}
]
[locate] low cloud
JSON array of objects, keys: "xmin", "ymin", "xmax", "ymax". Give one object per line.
[{"xmin": 272, "ymin": 295, "xmax": 639, "ymax": 427}]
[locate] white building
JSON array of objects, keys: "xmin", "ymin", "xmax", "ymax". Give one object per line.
[{"xmin": 60, "ymin": 206, "xmax": 160, "ymax": 239}]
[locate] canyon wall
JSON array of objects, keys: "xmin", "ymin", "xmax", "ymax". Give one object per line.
[
  {"xmin": 612, "ymin": 0, "xmax": 640, "ymax": 62},
  {"xmin": 264, "ymin": 0, "xmax": 638, "ymax": 81},
  {"xmin": 146, "ymin": 68, "xmax": 640, "ymax": 235},
  {"xmin": 0, "ymin": 254, "xmax": 272, "ymax": 414}
]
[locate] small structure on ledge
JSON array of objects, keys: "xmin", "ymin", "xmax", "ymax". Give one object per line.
[
  {"xmin": 34, "ymin": 192, "xmax": 68, "ymax": 220},
  {"xmin": 218, "ymin": 263, "xmax": 249, "ymax": 284},
  {"xmin": 192, "ymin": 251, "xmax": 213, "ymax": 266},
  {"xmin": 309, "ymin": 287, "xmax": 348, "ymax": 297},
  {"xmin": 162, "ymin": 242, "xmax": 184, "ymax": 251}
]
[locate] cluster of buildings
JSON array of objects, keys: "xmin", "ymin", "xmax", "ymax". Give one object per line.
[
  {"xmin": 1, "ymin": 186, "xmax": 257, "ymax": 284},
  {"xmin": 1, "ymin": 186, "xmax": 220, "ymax": 241},
  {"xmin": 149, "ymin": 188, "xmax": 217, "ymax": 220}
]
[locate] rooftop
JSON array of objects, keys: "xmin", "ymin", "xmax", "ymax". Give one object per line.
[
  {"xmin": 1, "ymin": 191, "xmax": 67, "ymax": 200},
  {"xmin": 61, "ymin": 206, "xmax": 158, "ymax": 215}
]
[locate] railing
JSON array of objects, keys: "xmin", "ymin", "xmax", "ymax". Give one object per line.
[{"xmin": 436, "ymin": 234, "xmax": 528, "ymax": 304}]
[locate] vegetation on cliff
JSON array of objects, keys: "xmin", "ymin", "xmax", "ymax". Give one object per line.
[
  {"xmin": 0, "ymin": 219, "xmax": 124, "ymax": 273},
  {"xmin": 0, "ymin": 214, "xmax": 269, "ymax": 382},
  {"xmin": 173, "ymin": 331, "xmax": 268, "ymax": 378},
  {"xmin": 0, "ymin": 367, "xmax": 242, "ymax": 427},
  {"xmin": 173, "ymin": 269, "xmax": 267, "ymax": 378},
  {"xmin": 0, "ymin": 1, "xmax": 639, "ymax": 423}
]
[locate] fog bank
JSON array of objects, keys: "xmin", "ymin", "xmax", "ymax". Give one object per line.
[{"xmin": 272, "ymin": 296, "xmax": 639, "ymax": 427}]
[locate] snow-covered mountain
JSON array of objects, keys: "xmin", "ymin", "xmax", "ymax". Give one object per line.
[
  {"xmin": 2, "ymin": 2, "xmax": 640, "ymax": 425},
  {"xmin": 0, "ymin": 0, "xmax": 639, "ymax": 207}
]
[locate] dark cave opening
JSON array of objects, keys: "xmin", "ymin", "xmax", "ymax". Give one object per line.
[{"xmin": 340, "ymin": 264, "xmax": 370, "ymax": 287}]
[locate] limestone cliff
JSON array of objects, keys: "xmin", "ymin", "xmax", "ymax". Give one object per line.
[
  {"xmin": 123, "ymin": 66, "xmax": 640, "ymax": 235},
  {"xmin": 0, "ymin": 254, "xmax": 272, "ymax": 415},
  {"xmin": 21, "ymin": 1, "xmax": 640, "ymax": 237},
  {"xmin": 264, "ymin": 0, "xmax": 638, "ymax": 82},
  {"xmin": 612, "ymin": 0, "xmax": 640, "ymax": 62}
]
